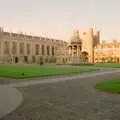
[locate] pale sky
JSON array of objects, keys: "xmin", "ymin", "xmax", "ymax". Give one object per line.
[{"xmin": 0, "ymin": 0, "xmax": 120, "ymax": 41}]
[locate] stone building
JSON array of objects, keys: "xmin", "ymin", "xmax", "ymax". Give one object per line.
[
  {"xmin": 1, "ymin": 26, "xmax": 120, "ymax": 64},
  {"xmin": 56, "ymin": 27, "xmax": 100, "ymax": 64},
  {"xmin": 57, "ymin": 27, "xmax": 120, "ymax": 64},
  {"xmin": 0, "ymin": 27, "xmax": 67, "ymax": 64},
  {"xmin": 94, "ymin": 40, "xmax": 120, "ymax": 63}
]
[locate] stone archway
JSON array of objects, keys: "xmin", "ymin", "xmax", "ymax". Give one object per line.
[
  {"xmin": 15, "ymin": 57, "xmax": 19, "ymax": 63},
  {"xmin": 73, "ymin": 45, "xmax": 77, "ymax": 56},
  {"xmin": 81, "ymin": 51, "xmax": 89, "ymax": 63}
]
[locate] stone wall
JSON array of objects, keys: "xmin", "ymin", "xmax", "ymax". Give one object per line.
[{"xmin": 0, "ymin": 30, "xmax": 67, "ymax": 64}]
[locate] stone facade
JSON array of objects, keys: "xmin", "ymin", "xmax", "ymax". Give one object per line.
[
  {"xmin": 94, "ymin": 40, "xmax": 120, "ymax": 63},
  {"xmin": 1, "ymin": 26, "xmax": 120, "ymax": 64},
  {"xmin": 57, "ymin": 27, "xmax": 120, "ymax": 64},
  {"xmin": 0, "ymin": 27, "xmax": 67, "ymax": 64},
  {"xmin": 56, "ymin": 27, "xmax": 100, "ymax": 64}
]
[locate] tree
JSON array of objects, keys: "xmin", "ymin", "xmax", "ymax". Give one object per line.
[
  {"xmin": 113, "ymin": 56, "xmax": 119, "ymax": 63},
  {"xmin": 101, "ymin": 57, "xmax": 105, "ymax": 63},
  {"xmin": 107, "ymin": 56, "xmax": 113, "ymax": 63},
  {"xmin": 116, "ymin": 57, "xmax": 119, "ymax": 63}
]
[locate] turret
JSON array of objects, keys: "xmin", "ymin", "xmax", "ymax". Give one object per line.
[
  {"xmin": 85, "ymin": 27, "xmax": 94, "ymax": 63},
  {"xmin": 95, "ymin": 30, "xmax": 100, "ymax": 38},
  {"xmin": 0, "ymin": 27, "xmax": 3, "ymax": 32},
  {"xmin": 87, "ymin": 27, "xmax": 93, "ymax": 36},
  {"xmin": 0, "ymin": 27, "xmax": 4, "ymax": 38},
  {"xmin": 94, "ymin": 30, "xmax": 100, "ymax": 45}
]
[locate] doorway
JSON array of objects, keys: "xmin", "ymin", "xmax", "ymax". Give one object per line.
[
  {"xmin": 24, "ymin": 56, "xmax": 28, "ymax": 63},
  {"xmin": 15, "ymin": 57, "xmax": 19, "ymax": 63},
  {"xmin": 81, "ymin": 51, "xmax": 89, "ymax": 63}
]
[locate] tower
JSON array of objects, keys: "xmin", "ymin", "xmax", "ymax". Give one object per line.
[
  {"xmin": 67, "ymin": 30, "xmax": 83, "ymax": 64},
  {"xmin": 86, "ymin": 27, "xmax": 94, "ymax": 63},
  {"xmin": 95, "ymin": 30, "xmax": 100, "ymax": 45},
  {"xmin": 0, "ymin": 27, "xmax": 3, "ymax": 37}
]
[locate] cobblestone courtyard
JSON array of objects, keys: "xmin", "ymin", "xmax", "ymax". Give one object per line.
[{"xmin": 1, "ymin": 71, "xmax": 120, "ymax": 120}]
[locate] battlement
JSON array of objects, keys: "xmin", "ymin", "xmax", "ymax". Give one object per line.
[{"xmin": 71, "ymin": 28, "xmax": 100, "ymax": 41}]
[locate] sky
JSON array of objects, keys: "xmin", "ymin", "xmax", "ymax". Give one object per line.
[{"xmin": 0, "ymin": 0, "xmax": 120, "ymax": 41}]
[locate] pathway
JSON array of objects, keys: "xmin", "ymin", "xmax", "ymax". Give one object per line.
[
  {"xmin": 0, "ymin": 67, "xmax": 120, "ymax": 120},
  {"xmin": 0, "ymin": 85, "xmax": 22, "ymax": 119}
]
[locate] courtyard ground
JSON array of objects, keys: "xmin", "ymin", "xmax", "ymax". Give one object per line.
[
  {"xmin": 1, "ymin": 68, "xmax": 120, "ymax": 120},
  {"xmin": 0, "ymin": 64, "xmax": 96, "ymax": 78}
]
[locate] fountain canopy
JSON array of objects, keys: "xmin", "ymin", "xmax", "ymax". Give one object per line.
[{"xmin": 69, "ymin": 30, "xmax": 82, "ymax": 45}]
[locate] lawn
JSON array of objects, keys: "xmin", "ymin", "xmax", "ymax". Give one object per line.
[
  {"xmin": 94, "ymin": 63, "xmax": 120, "ymax": 68},
  {"xmin": 95, "ymin": 79, "xmax": 120, "ymax": 93},
  {"xmin": 78, "ymin": 63, "xmax": 120, "ymax": 68},
  {"xmin": 0, "ymin": 64, "xmax": 97, "ymax": 79}
]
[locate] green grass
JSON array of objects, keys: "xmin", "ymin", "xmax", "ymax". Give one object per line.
[
  {"xmin": 95, "ymin": 79, "xmax": 120, "ymax": 93},
  {"xmin": 94, "ymin": 63, "xmax": 120, "ymax": 68},
  {"xmin": 42, "ymin": 63, "xmax": 57, "ymax": 67},
  {"xmin": 0, "ymin": 64, "xmax": 97, "ymax": 79},
  {"xmin": 77, "ymin": 63, "xmax": 120, "ymax": 68},
  {"xmin": 57, "ymin": 62, "xmax": 120, "ymax": 68}
]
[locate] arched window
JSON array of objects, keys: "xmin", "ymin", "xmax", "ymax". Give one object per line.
[
  {"xmin": 52, "ymin": 46, "xmax": 54, "ymax": 56},
  {"xmin": 47, "ymin": 46, "xmax": 50, "ymax": 55},
  {"xmin": 27, "ymin": 44, "xmax": 30, "ymax": 55},
  {"xmin": 35, "ymin": 44, "xmax": 39, "ymax": 55},
  {"xmin": 12, "ymin": 42, "xmax": 17, "ymax": 54},
  {"xmin": 41, "ymin": 45, "xmax": 44, "ymax": 55},
  {"xmin": 20, "ymin": 43, "xmax": 24, "ymax": 55},
  {"xmin": 4, "ymin": 41, "xmax": 10, "ymax": 54}
]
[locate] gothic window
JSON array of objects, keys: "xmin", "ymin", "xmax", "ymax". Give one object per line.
[
  {"xmin": 4, "ymin": 41, "xmax": 10, "ymax": 54},
  {"xmin": 20, "ymin": 43, "xmax": 24, "ymax": 55},
  {"xmin": 79, "ymin": 45, "xmax": 82, "ymax": 51},
  {"xmin": 27, "ymin": 44, "xmax": 30, "ymax": 55},
  {"xmin": 47, "ymin": 46, "xmax": 50, "ymax": 56},
  {"xmin": 74, "ymin": 45, "xmax": 77, "ymax": 50},
  {"xmin": 41, "ymin": 45, "xmax": 44, "ymax": 55},
  {"xmin": 12, "ymin": 42, "xmax": 17, "ymax": 54},
  {"xmin": 114, "ymin": 44, "xmax": 119, "ymax": 48},
  {"xmin": 52, "ymin": 46, "xmax": 54, "ymax": 56},
  {"xmin": 35, "ymin": 44, "xmax": 39, "ymax": 55}
]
